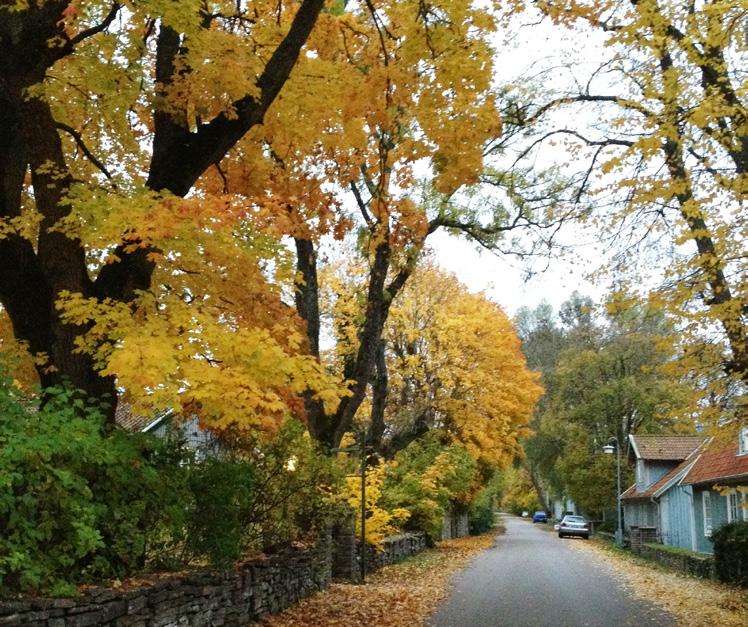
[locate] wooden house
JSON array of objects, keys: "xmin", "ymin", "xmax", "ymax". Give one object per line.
[{"xmin": 622, "ymin": 430, "xmax": 748, "ymax": 553}]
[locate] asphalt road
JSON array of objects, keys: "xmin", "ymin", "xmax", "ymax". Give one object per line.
[{"xmin": 429, "ymin": 515, "xmax": 675, "ymax": 627}]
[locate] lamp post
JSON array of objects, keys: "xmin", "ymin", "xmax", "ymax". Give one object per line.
[
  {"xmin": 602, "ymin": 437, "xmax": 623, "ymax": 547},
  {"xmin": 333, "ymin": 430, "xmax": 370, "ymax": 583}
]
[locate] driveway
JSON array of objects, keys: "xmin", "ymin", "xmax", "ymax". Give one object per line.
[{"xmin": 429, "ymin": 515, "xmax": 674, "ymax": 627}]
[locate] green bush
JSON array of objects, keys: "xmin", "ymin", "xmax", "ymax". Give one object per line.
[
  {"xmin": 468, "ymin": 485, "xmax": 497, "ymax": 535},
  {"xmin": 0, "ymin": 383, "xmax": 188, "ymax": 596},
  {"xmin": 712, "ymin": 520, "xmax": 748, "ymax": 586},
  {"xmin": 181, "ymin": 420, "xmax": 340, "ymax": 566},
  {"xmin": 381, "ymin": 433, "xmax": 479, "ymax": 541},
  {"xmin": 0, "ymin": 376, "xmax": 340, "ymax": 596}
]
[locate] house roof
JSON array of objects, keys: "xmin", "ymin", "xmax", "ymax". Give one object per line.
[
  {"xmin": 115, "ymin": 401, "xmax": 165, "ymax": 432},
  {"xmin": 682, "ymin": 435, "xmax": 748, "ymax": 485},
  {"xmin": 629, "ymin": 434, "xmax": 705, "ymax": 461},
  {"xmin": 621, "ymin": 442, "xmax": 706, "ymax": 501}
]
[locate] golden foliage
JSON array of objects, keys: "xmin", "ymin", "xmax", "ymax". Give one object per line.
[
  {"xmin": 342, "ymin": 463, "xmax": 410, "ymax": 546},
  {"xmin": 385, "ymin": 262, "xmax": 542, "ymax": 466},
  {"xmin": 2, "ymin": 0, "xmax": 505, "ymax": 436}
]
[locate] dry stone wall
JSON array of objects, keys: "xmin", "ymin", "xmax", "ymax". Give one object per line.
[
  {"xmin": 0, "ymin": 539, "xmax": 331, "ymax": 627},
  {"xmin": 1, "ymin": 525, "xmax": 430, "ymax": 626},
  {"xmin": 639, "ymin": 543, "xmax": 715, "ymax": 579},
  {"xmin": 364, "ymin": 532, "xmax": 427, "ymax": 572}
]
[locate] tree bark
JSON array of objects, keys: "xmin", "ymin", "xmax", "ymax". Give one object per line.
[{"xmin": 0, "ymin": 0, "xmax": 326, "ymax": 421}]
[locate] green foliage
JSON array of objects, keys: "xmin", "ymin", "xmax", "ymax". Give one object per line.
[
  {"xmin": 181, "ymin": 420, "xmax": 341, "ymax": 567},
  {"xmin": 517, "ymin": 295, "xmax": 695, "ymax": 516},
  {"xmin": 0, "ymin": 381, "xmax": 187, "ymax": 596},
  {"xmin": 381, "ymin": 433, "xmax": 479, "ymax": 540},
  {"xmin": 0, "ymin": 376, "xmax": 340, "ymax": 596},
  {"xmin": 468, "ymin": 479, "xmax": 499, "ymax": 535},
  {"xmin": 712, "ymin": 521, "xmax": 748, "ymax": 587}
]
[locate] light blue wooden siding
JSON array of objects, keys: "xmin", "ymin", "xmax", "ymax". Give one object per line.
[
  {"xmin": 623, "ymin": 501, "xmax": 656, "ymax": 530},
  {"xmin": 646, "ymin": 461, "xmax": 677, "ymax": 487},
  {"xmin": 692, "ymin": 487, "xmax": 729, "ymax": 554},
  {"xmin": 659, "ymin": 485, "xmax": 693, "ymax": 550}
]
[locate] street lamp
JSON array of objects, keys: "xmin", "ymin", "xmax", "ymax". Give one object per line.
[
  {"xmin": 603, "ymin": 437, "xmax": 624, "ymax": 547},
  {"xmin": 333, "ymin": 430, "xmax": 371, "ymax": 583}
]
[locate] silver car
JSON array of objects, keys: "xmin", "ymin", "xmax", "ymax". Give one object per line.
[{"xmin": 557, "ymin": 515, "xmax": 590, "ymax": 539}]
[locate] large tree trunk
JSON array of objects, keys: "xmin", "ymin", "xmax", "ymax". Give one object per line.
[{"xmin": 0, "ymin": 1, "xmax": 325, "ymax": 421}]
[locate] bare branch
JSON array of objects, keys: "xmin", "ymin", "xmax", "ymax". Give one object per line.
[
  {"xmin": 55, "ymin": 122, "xmax": 113, "ymax": 182},
  {"xmin": 69, "ymin": 3, "xmax": 122, "ymax": 46}
]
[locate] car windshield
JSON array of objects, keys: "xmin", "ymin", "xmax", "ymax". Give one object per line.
[
  {"xmin": 564, "ymin": 516, "xmax": 585, "ymax": 523},
  {"xmin": 534, "ymin": 512, "xmax": 545, "ymax": 516}
]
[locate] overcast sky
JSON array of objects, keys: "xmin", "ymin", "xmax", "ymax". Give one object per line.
[
  {"xmin": 429, "ymin": 231, "xmax": 602, "ymax": 317},
  {"xmin": 428, "ymin": 11, "xmax": 607, "ymax": 318}
]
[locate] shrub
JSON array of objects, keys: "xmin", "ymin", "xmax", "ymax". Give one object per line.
[
  {"xmin": 382, "ymin": 433, "xmax": 480, "ymax": 540},
  {"xmin": 712, "ymin": 520, "xmax": 748, "ymax": 586},
  {"xmin": 181, "ymin": 420, "xmax": 341, "ymax": 565},
  {"xmin": 468, "ymin": 483, "xmax": 498, "ymax": 535},
  {"xmin": 0, "ymin": 376, "xmax": 340, "ymax": 596},
  {"xmin": 0, "ymin": 382, "xmax": 188, "ymax": 596}
]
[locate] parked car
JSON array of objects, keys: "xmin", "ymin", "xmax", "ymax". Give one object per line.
[
  {"xmin": 521, "ymin": 511, "xmax": 529, "ymax": 517},
  {"xmin": 558, "ymin": 514, "xmax": 590, "ymax": 539},
  {"xmin": 532, "ymin": 511, "xmax": 547, "ymax": 523}
]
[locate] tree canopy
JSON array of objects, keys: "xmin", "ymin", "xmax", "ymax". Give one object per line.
[{"xmin": 493, "ymin": 1, "xmax": 746, "ymax": 417}]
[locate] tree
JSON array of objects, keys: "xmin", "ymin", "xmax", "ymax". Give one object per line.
[
  {"xmin": 373, "ymin": 261, "xmax": 542, "ymax": 465},
  {"xmin": 514, "ymin": 301, "xmax": 567, "ymax": 500},
  {"xmin": 525, "ymin": 294, "xmax": 698, "ymax": 514},
  {"xmin": 243, "ymin": 0, "xmax": 565, "ymax": 449},
  {"xmin": 500, "ymin": 1, "xmax": 746, "ymax": 405},
  {"xmin": 0, "ymin": 0, "xmax": 333, "ymax": 424}
]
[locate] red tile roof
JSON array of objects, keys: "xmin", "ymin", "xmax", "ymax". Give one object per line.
[
  {"xmin": 630, "ymin": 434, "xmax": 705, "ymax": 461},
  {"xmin": 621, "ymin": 442, "xmax": 707, "ymax": 500},
  {"xmin": 114, "ymin": 401, "xmax": 157, "ymax": 432},
  {"xmin": 683, "ymin": 436, "xmax": 748, "ymax": 485}
]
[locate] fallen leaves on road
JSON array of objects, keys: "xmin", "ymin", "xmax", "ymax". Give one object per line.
[
  {"xmin": 568, "ymin": 540, "xmax": 747, "ymax": 627},
  {"xmin": 261, "ymin": 529, "xmax": 501, "ymax": 627}
]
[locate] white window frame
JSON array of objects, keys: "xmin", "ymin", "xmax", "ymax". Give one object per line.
[
  {"xmin": 739, "ymin": 427, "xmax": 748, "ymax": 456},
  {"xmin": 703, "ymin": 491, "xmax": 713, "ymax": 537},
  {"xmin": 727, "ymin": 491, "xmax": 740, "ymax": 523}
]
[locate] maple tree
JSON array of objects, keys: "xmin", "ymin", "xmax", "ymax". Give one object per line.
[
  {"xmin": 0, "ymin": 0, "xmax": 554, "ymax": 439},
  {"xmin": 375, "ymin": 261, "xmax": 541, "ymax": 465},
  {"xmin": 498, "ymin": 1, "xmax": 746, "ymax": 406},
  {"xmin": 0, "ymin": 0, "xmax": 340, "ymax": 426},
  {"xmin": 272, "ymin": 0, "xmax": 512, "ymax": 449}
]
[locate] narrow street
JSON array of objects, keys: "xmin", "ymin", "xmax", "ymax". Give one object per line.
[{"xmin": 430, "ymin": 515, "xmax": 675, "ymax": 627}]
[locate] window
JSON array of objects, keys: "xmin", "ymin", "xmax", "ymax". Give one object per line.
[
  {"xmin": 739, "ymin": 427, "xmax": 748, "ymax": 456},
  {"xmin": 727, "ymin": 491, "xmax": 740, "ymax": 523},
  {"xmin": 729, "ymin": 490, "xmax": 748, "ymax": 522},
  {"xmin": 703, "ymin": 491, "xmax": 713, "ymax": 537}
]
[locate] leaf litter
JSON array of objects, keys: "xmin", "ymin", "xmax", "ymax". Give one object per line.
[
  {"xmin": 261, "ymin": 528, "xmax": 502, "ymax": 627},
  {"xmin": 567, "ymin": 539, "xmax": 747, "ymax": 627}
]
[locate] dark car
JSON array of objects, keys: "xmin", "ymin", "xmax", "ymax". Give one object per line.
[
  {"xmin": 532, "ymin": 511, "xmax": 547, "ymax": 523},
  {"xmin": 558, "ymin": 514, "xmax": 590, "ymax": 539}
]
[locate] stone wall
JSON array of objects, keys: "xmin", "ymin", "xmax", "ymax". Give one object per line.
[
  {"xmin": 331, "ymin": 517, "xmax": 360, "ymax": 582},
  {"xmin": 629, "ymin": 526, "xmax": 658, "ymax": 552},
  {"xmin": 639, "ymin": 543, "xmax": 715, "ymax": 580},
  {"xmin": 0, "ymin": 537, "xmax": 331, "ymax": 627},
  {"xmin": 0, "ymin": 525, "xmax": 429, "ymax": 626},
  {"xmin": 441, "ymin": 509, "xmax": 469, "ymax": 540},
  {"xmin": 364, "ymin": 532, "xmax": 427, "ymax": 572}
]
